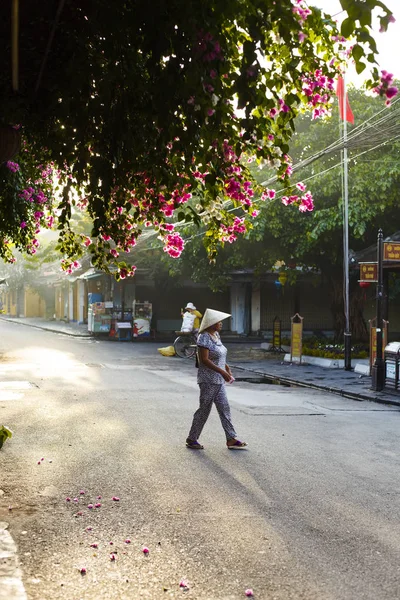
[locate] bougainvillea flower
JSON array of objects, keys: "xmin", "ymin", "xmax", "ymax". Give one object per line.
[
  {"xmin": 94, "ymin": 503, "xmax": 101, "ymax": 508},
  {"xmin": 142, "ymin": 546, "xmax": 149, "ymax": 554},
  {"xmin": 90, "ymin": 543, "xmax": 98, "ymax": 548},
  {"xmin": 125, "ymin": 539, "xmax": 131, "ymax": 544},
  {"xmin": 80, "ymin": 567, "xmax": 87, "ymax": 575},
  {"xmin": 245, "ymin": 589, "xmax": 254, "ymax": 597},
  {"xmin": 87, "ymin": 504, "xmax": 94, "ymax": 509},
  {"xmin": 110, "ymin": 553, "xmax": 117, "ymax": 561},
  {"xmin": 112, "ymin": 496, "xmax": 120, "ymax": 501}
]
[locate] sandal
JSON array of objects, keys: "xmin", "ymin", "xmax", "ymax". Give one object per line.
[
  {"xmin": 186, "ymin": 438, "xmax": 204, "ymax": 450},
  {"xmin": 227, "ymin": 439, "xmax": 247, "ymax": 449}
]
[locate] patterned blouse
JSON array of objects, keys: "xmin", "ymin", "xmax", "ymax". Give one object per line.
[{"xmin": 197, "ymin": 332, "xmax": 228, "ymax": 384}]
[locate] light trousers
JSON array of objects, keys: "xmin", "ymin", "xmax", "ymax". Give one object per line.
[{"xmin": 188, "ymin": 382, "xmax": 237, "ymax": 441}]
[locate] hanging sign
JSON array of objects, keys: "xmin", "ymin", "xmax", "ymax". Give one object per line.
[
  {"xmin": 383, "ymin": 243, "xmax": 400, "ymax": 261},
  {"xmin": 290, "ymin": 313, "xmax": 304, "ymax": 363},
  {"xmin": 369, "ymin": 318, "xmax": 388, "ymax": 374},
  {"xmin": 359, "ymin": 262, "xmax": 378, "ymax": 283}
]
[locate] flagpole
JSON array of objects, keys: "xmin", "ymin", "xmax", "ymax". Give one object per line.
[{"xmin": 342, "ymin": 70, "xmax": 352, "ymax": 370}]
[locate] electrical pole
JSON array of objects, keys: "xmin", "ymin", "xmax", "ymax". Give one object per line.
[
  {"xmin": 342, "ymin": 71, "xmax": 352, "ymax": 370},
  {"xmin": 371, "ymin": 229, "xmax": 385, "ymax": 391}
]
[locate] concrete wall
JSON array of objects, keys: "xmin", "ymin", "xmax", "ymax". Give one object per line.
[{"xmin": 24, "ymin": 288, "xmax": 45, "ymax": 317}]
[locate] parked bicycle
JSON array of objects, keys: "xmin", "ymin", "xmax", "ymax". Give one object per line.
[{"xmin": 173, "ymin": 331, "xmax": 197, "ymax": 358}]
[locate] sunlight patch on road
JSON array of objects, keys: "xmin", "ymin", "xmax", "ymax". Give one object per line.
[
  {"xmin": 0, "ymin": 347, "xmax": 101, "ymax": 388},
  {"xmin": 0, "ymin": 391, "xmax": 25, "ymax": 401},
  {"xmin": 0, "ymin": 381, "xmax": 35, "ymax": 390}
]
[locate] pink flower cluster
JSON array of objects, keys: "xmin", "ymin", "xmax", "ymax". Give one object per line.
[
  {"xmin": 292, "ymin": 0, "xmax": 311, "ymax": 24},
  {"xmin": 6, "ymin": 161, "xmax": 20, "ymax": 173},
  {"xmin": 261, "ymin": 188, "xmax": 276, "ymax": 201},
  {"xmin": 219, "ymin": 216, "xmax": 247, "ymax": 243},
  {"xmin": 302, "ymin": 70, "xmax": 335, "ymax": 119},
  {"xmin": 163, "ymin": 232, "xmax": 185, "ymax": 258},
  {"xmin": 373, "ymin": 70, "xmax": 398, "ymax": 106},
  {"xmin": 19, "ymin": 187, "xmax": 48, "ymax": 204},
  {"xmin": 281, "ymin": 187, "xmax": 314, "ymax": 212},
  {"xmin": 61, "ymin": 259, "xmax": 81, "ymax": 275},
  {"xmin": 118, "ymin": 266, "xmax": 137, "ymax": 280},
  {"xmin": 195, "ymin": 31, "xmax": 223, "ymax": 63}
]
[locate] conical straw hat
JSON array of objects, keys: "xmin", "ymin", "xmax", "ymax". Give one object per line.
[{"xmin": 198, "ymin": 308, "xmax": 231, "ymax": 333}]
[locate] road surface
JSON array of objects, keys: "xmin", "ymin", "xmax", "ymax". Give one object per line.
[{"xmin": 0, "ymin": 320, "xmax": 400, "ymax": 600}]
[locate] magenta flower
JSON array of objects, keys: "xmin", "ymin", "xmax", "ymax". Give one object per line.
[
  {"xmin": 210, "ymin": 69, "xmax": 217, "ymax": 79},
  {"xmin": 87, "ymin": 504, "xmax": 94, "ymax": 509},
  {"xmin": 20, "ymin": 221, "xmax": 27, "ymax": 229},
  {"xmin": 90, "ymin": 543, "xmax": 98, "ymax": 548},
  {"xmin": 6, "ymin": 161, "xmax": 20, "ymax": 173},
  {"xmin": 94, "ymin": 503, "xmax": 101, "ymax": 508},
  {"xmin": 125, "ymin": 539, "xmax": 131, "ymax": 544},
  {"xmin": 80, "ymin": 567, "xmax": 87, "ymax": 575},
  {"xmin": 179, "ymin": 579, "xmax": 189, "ymax": 588},
  {"xmin": 112, "ymin": 496, "xmax": 120, "ymax": 501},
  {"xmin": 386, "ymin": 86, "xmax": 398, "ymax": 99},
  {"xmin": 79, "ymin": 490, "xmax": 85, "ymax": 495},
  {"xmin": 97, "ymin": 495, "xmax": 102, "ymax": 500},
  {"xmin": 85, "ymin": 527, "xmax": 93, "ymax": 532},
  {"xmin": 207, "ymin": 108, "xmax": 215, "ymax": 116},
  {"xmin": 245, "ymin": 589, "xmax": 254, "ymax": 597},
  {"xmin": 110, "ymin": 553, "xmax": 117, "ymax": 561},
  {"xmin": 66, "ymin": 497, "xmax": 71, "ymax": 502},
  {"xmin": 73, "ymin": 498, "xmax": 79, "ymax": 503},
  {"xmin": 142, "ymin": 546, "xmax": 149, "ymax": 554}
]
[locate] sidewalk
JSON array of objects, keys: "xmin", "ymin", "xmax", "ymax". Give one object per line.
[
  {"xmin": 0, "ymin": 316, "xmax": 91, "ymax": 337},
  {"xmin": 229, "ymin": 355, "xmax": 400, "ymax": 408}
]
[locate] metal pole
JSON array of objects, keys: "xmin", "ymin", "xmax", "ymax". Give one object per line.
[
  {"xmin": 371, "ymin": 229, "xmax": 385, "ymax": 391},
  {"xmin": 342, "ymin": 71, "xmax": 352, "ymax": 370},
  {"xmin": 11, "ymin": 0, "xmax": 19, "ymax": 91}
]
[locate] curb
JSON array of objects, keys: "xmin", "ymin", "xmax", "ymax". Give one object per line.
[
  {"xmin": 232, "ymin": 365, "xmax": 400, "ymax": 408},
  {"xmin": 0, "ymin": 527, "xmax": 27, "ymax": 600}
]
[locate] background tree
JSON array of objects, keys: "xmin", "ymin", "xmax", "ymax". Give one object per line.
[
  {"xmin": 141, "ymin": 88, "xmax": 400, "ymax": 340},
  {"xmin": 0, "ymin": 0, "xmax": 396, "ymax": 277}
]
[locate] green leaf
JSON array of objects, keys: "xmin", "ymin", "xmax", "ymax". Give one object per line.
[
  {"xmin": 352, "ymin": 45, "xmax": 364, "ymax": 62},
  {"xmin": 341, "ymin": 18, "xmax": 356, "ymax": 38},
  {"xmin": 355, "ymin": 61, "xmax": 366, "ymax": 74}
]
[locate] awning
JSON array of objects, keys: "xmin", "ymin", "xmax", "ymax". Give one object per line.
[{"xmin": 79, "ymin": 268, "xmax": 104, "ymax": 280}]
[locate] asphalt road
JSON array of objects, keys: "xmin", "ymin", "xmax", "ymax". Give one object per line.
[{"xmin": 1, "ymin": 320, "xmax": 400, "ymax": 600}]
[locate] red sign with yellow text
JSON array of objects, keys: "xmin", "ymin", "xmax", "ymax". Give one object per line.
[
  {"xmin": 384, "ymin": 243, "xmax": 400, "ymax": 261},
  {"xmin": 359, "ymin": 262, "xmax": 377, "ymax": 282}
]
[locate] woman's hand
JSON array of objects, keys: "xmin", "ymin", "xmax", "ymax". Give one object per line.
[{"xmin": 221, "ymin": 370, "xmax": 232, "ymax": 382}]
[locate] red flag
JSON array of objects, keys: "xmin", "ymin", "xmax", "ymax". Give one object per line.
[{"xmin": 336, "ymin": 76, "xmax": 354, "ymax": 124}]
